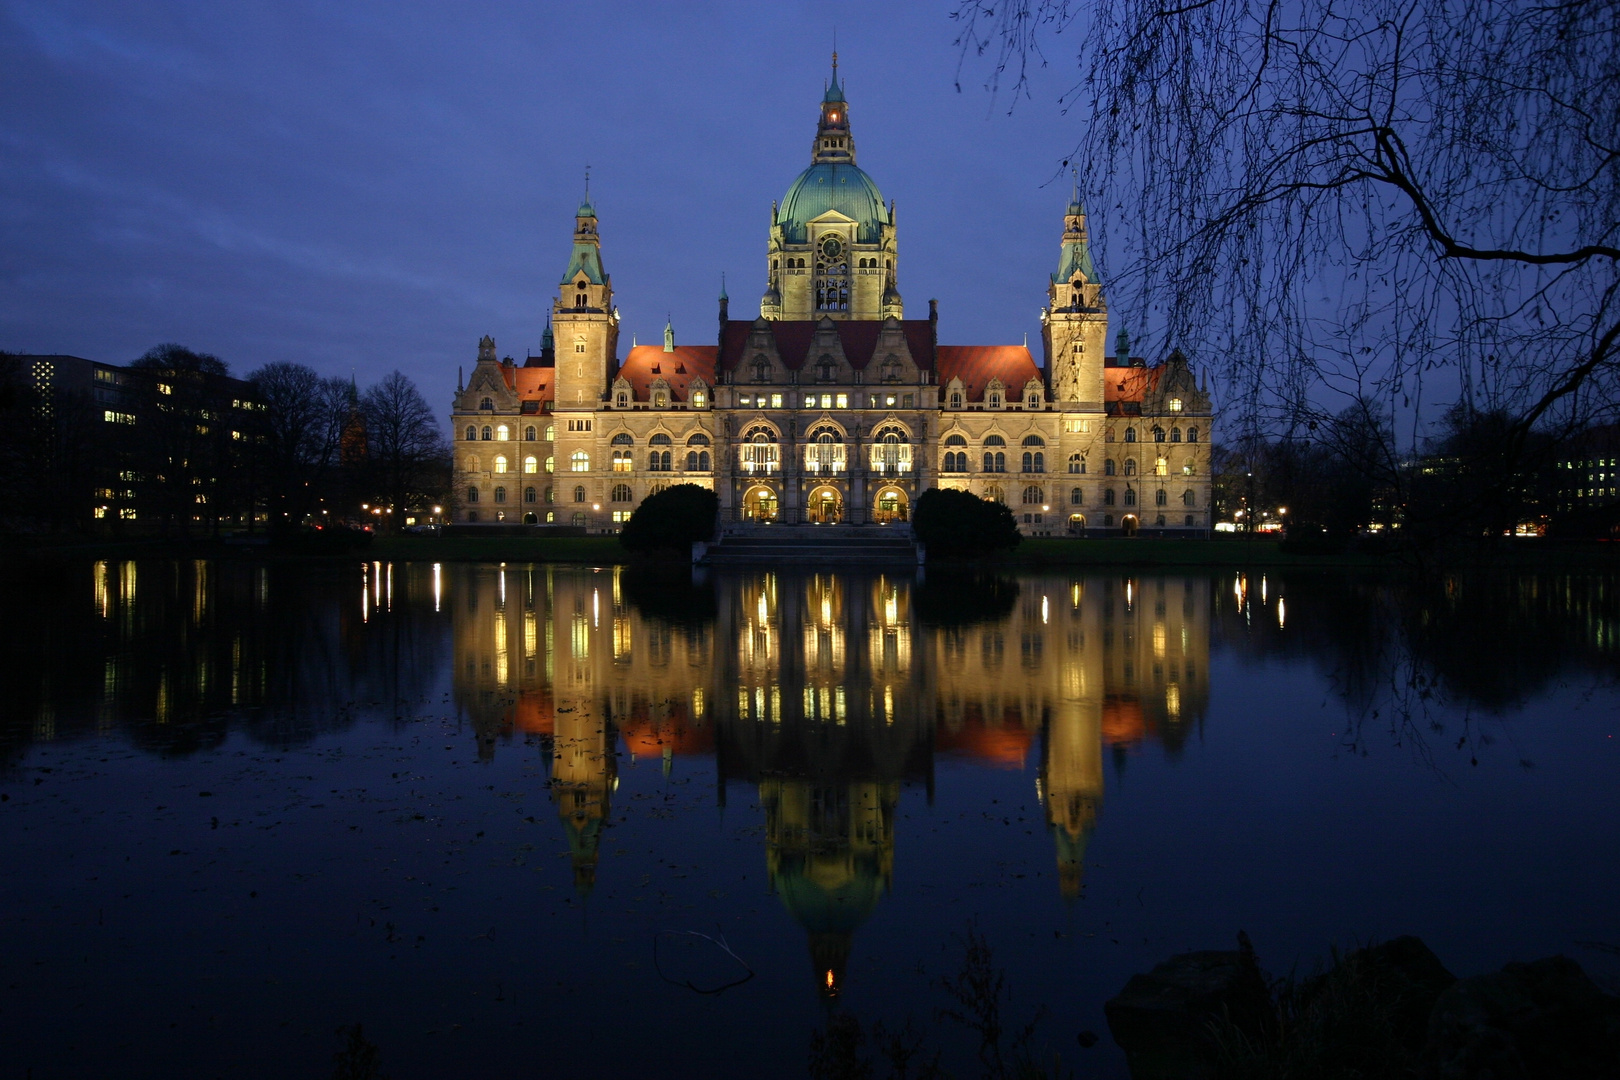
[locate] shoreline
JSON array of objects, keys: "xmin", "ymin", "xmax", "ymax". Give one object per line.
[{"xmin": 3, "ymin": 533, "xmax": 1615, "ymax": 570}]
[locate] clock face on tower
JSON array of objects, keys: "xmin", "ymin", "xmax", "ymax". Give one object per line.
[{"xmin": 820, "ymin": 234, "xmax": 843, "ymax": 260}]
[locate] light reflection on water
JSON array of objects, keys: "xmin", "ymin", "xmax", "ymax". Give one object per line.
[{"xmin": 1, "ymin": 559, "xmax": 1617, "ymax": 1078}]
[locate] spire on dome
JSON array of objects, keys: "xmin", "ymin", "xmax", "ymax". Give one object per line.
[
  {"xmin": 824, "ymin": 49, "xmax": 845, "ymax": 103},
  {"xmin": 812, "ymin": 55, "xmax": 855, "ymax": 165}
]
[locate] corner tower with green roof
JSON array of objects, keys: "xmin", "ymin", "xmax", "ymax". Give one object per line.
[
  {"xmin": 1040, "ymin": 186, "xmax": 1108, "ymax": 410},
  {"xmin": 763, "ymin": 54, "xmax": 901, "ymax": 321}
]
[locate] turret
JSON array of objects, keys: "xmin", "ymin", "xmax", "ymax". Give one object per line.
[{"xmin": 1041, "ymin": 183, "xmax": 1108, "ymax": 409}]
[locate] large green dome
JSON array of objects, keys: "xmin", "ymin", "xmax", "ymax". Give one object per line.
[{"xmin": 779, "ymin": 162, "xmax": 888, "ymax": 245}]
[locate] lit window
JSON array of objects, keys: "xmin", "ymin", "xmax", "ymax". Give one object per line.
[
  {"xmin": 494, "ymin": 456, "xmax": 508, "ymax": 474},
  {"xmin": 770, "ymin": 393, "xmax": 783, "ymax": 408},
  {"xmin": 1169, "ymin": 398, "xmax": 1183, "ymax": 412},
  {"xmin": 496, "ymin": 425, "xmax": 510, "ymax": 440},
  {"xmin": 570, "ymin": 451, "xmax": 589, "ymax": 471},
  {"xmin": 692, "ymin": 391, "xmax": 707, "ymax": 408},
  {"xmin": 523, "ymin": 456, "xmax": 538, "ymax": 474}
]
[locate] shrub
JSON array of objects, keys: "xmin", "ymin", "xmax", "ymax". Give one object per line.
[
  {"xmin": 619, "ymin": 483, "xmax": 719, "ymax": 555},
  {"xmin": 912, "ymin": 489, "xmax": 1021, "ymax": 560}
]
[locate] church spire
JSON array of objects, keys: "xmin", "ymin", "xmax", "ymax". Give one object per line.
[{"xmin": 811, "ymin": 52, "xmax": 855, "ymax": 165}]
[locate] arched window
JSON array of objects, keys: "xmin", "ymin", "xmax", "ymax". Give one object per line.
[
  {"xmin": 751, "ymin": 355, "xmax": 770, "ymax": 382},
  {"xmin": 545, "ymin": 487, "xmax": 554, "ymax": 503},
  {"xmin": 949, "ymin": 390, "xmax": 963, "ymax": 409},
  {"xmin": 1022, "ymin": 485, "xmax": 1043, "ymax": 505},
  {"xmin": 467, "ymin": 486, "xmax": 479, "ymax": 503},
  {"xmin": 615, "ymin": 390, "xmax": 629, "ymax": 408},
  {"xmin": 1104, "ymin": 489, "xmax": 1115, "ymax": 506},
  {"xmin": 545, "ymin": 455, "xmax": 554, "ymax": 473},
  {"xmin": 984, "ymin": 434, "xmax": 1006, "ymax": 447},
  {"xmin": 496, "ymin": 424, "xmax": 510, "ymax": 441},
  {"xmin": 611, "ymin": 447, "xmax": 632, "ymax": 472},
  {"xmin": 1022, "ymin": 435, "xmax": 1045, "ymax": 447},
  {"xmin": 464, "ymin": 454, "xmax": 480, "ymax": 472},
  {"xmin": 653, "ymin": 390, "xmax": 669, "ymax": 408},
  {"xmin": 945, "ymin": 434, "xmax": 967, "ymax": 447},
  {"xmin": 982, "ymin": 450, "xmax": 1006, "ymax": 473},
  {"xmin": 649, "ymin": 449, "xmax": 672, "ymax": 471},
  {"xmin": 1184, "ymin": 514, "xmax": 1195, "ymax": 526},
  {"xmin": 988, "ymin": 390, "xmax": 1003, "ymax": 408},
  {"xmin": 741, "ymin": 427, "xmax": 779, "ymax": 473},
  {"xmin": 1156, "ymin": 514, "xmax": 1167, "ymax": 527},
  {"xmin": 524, "ymin": 486, "xmax": 537, "ymax": 503},
  {"xmin": 649, "ymin": 433, "xmax": 672, "ymax": 446},
  {"xmin": 1155, "ymin": 457, "xmax": 1168, "ymax": 476},
  {"xmin": 870, "ymin": 428, "xmax": 911, "ymax": 475},
  {"xmin": 686, "ymin": 450, "xmax": 699, "ymax": 470},
  {"xmin": 1026, "ymin": 391, "xmax": 1040, "ymax": 409},
  {"xmin": 1169, "ymin": 397, "xmax": 1184, "ymax": 412},
  {"xmin": 493, "ymin": 455, "xmax": 508, "ymax": 474},
  {"xmin": 1124, "ymin": 489, "xmax": 1137, "ymax": 506},
  {"xmin": 984, "ymin": 485, "xmax": 1005, "ymax": 504},
  {"xmin": 943, "ymin": 451, "xmax": 966, "ymax": 472},
  {"xmin": 1021, "ymin": 451, "xmax": 1045, "ymax": 473},
  {"xmin": 1187, "ymin": 427, "xmax": 1199, "ymax": 443},
  {"xmin": 1070, "ymin": 487, "xmax": 1083, "ymax": 505},
  {"xmin": 611, "ymin": 484, "xmax": 632, "ymax": 502},
  {"xmin": 806, "ymin": 427, "xmax": 846, "ymax": 474},
  {"xmin": 687, "ymin": 433, "xmax": 710, "ymax": 446},
  {"xmin": 1068, "ymin": 453, "xmax": 1087, "ymax": 474},
  {"xmin": 611, "ymin": 432, "xmax": 633, "ymax": 446},
  {"xmin": 572, "ymin": 511, "xmax": 586, "ymax": 525},
  {"xmin": 1182, "ymin": 489, "xmax": 1196, "ymax": 506},
  {"xmin": 525, "ymin": 425, "xmax": 537, "ymax": 441},
  {"xmin": 1155, "ymin": 489, "xmax": 1168, "ymax": 506},
  {"xmin": 1104, "ymin": 459, "xmax": 1116, "ymax": 476},
  {"xmin": 479, "ymin": 397, "xmax": 492, "ymax": 410},
  {"xmin": 1182, "ymin": 460, "xmax": 1197, "ymax": 476},
  {"xmin": 494, "ymin": 486, "xmax": 506, "ymax": 504},
  {"xmin": 570, "ymin": 450, "xmax": 589, "ymax": 472},
  {"xmin": 1104, "ymin": 514, "xmax": 1114, "ymax": 527},
  {"xmin": 1152, "ymin": 426, "xmax": 1165, "ymax": 442},
  {"xmin": 1124, "ymin": 427, "xmax": 1137, "ymax": 442},
  {"xmin": 523, "ymin": 455, "xmax": 538, "ymax": 474},
  {"xmin": 573, "ymin": 485, "xmax": 586, "ymax": 502},
  {"xmin": 1124, "ymin": 459, "xmax": 1137, "ymax": 476},
  {"xmin": 692, "ymin": 390, "xmax": 707, "ymax": 408},
  {"xmin": 464, "ymin": 425, "xmax": 476, "ymax": 441},
  {"xmin": 544, "ymin": 424, "xmax": 554, "ymax": 440},
  {"xmin": 481, "ymin": 426, "xmax": 492, "ymax": 441},
  {"xmin": 1170, "ymin": 427, "xmax": 1181, "ymax": 443}
]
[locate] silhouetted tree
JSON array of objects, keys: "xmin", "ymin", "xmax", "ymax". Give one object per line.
[
  {"xmin": 955, "ymin": 0, "xmax": 1619, "ymax": 528},
  {"xmin": 358, "ymin": 370, "xmax": 445, "ymax": 529},
  {"xmin": 619, "ymin": 483, "xmax": 718, "ymax": 554},
  {"xmin": 248, "ymin": 361, "xmax": 351, "ymax": 531},
  {"xmin": 912, "ymin": 488, "xmax": 1021, "ymax": 558}
]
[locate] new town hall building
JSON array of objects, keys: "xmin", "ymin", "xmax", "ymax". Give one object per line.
[{"xmin": 451, "ymin": 62, "xmax": 1213, "ymax": 536}]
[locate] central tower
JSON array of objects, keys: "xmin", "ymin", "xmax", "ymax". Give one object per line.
[{"xmin": 762, "ymin": 56, "xmax": 901, "ymax": 321}]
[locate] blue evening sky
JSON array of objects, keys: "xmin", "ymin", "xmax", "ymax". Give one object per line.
[{"xmin": 2, "ymin": 1, "xmax": 1118, "ymax": 412}]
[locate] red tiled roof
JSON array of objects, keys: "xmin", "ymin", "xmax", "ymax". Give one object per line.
[
  {"xmin": 499, "ymin": 365, "xmax": 554, "ymax": 405},
  {"xmin": 716, "ymin": 319, "xmax": 937, "ymax": 374},
  {"xmin": 1103, "ymin": 367, "xmax": 1153, "ymax": 403},
  {"xmin": 935, "ymin": 346, "xmax": 1042, "ymax": 401},
  {"xmin": 616, "ymin": 345, "xmax": 717, "ymax": 401}
]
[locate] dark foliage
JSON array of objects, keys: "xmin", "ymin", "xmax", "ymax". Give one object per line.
[
  {"xmin": 912, "ymin": 489, "xmax": 1021, "ymax": 560},
  {"xmin": 912, "ymin": 572, "xmax": 1020, "ymax": 628},
  {"xmin": 618, "ymin": 565, "xmax": 718, "ymax": 627},
  {"xmin": 618, "ymin": 483, "xmax": 718, "ymax": 555}
]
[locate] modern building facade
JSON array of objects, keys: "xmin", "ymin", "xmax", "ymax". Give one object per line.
[{"xmin": 450, "ymin": 61, "xmax": 1214, "ymax": 536}]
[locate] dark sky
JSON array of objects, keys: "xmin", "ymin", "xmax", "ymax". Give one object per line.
[{"xmin": 2, "ymin": 1, "xmax": 1107, "ymax": 413}]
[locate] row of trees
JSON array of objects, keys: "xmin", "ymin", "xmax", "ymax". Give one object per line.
[
  {"xmin": 1211, "ymin": 401, "xmax": 1599, "ymax": 545},
  {"xmin": 0, "ymin": 345, "xmax": 448, "ymax": 536}
]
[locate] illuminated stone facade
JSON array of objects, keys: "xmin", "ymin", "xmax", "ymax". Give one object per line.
[{"xmin": 449, "ymin": 61, "xmax": 1214, "ymax": 536}]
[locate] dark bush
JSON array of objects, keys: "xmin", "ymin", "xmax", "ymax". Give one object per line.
[
  {"xmin": 912, "ymin": 488, "xmax": 1021, "ymax": 559},
  {"xmin": 619, "ymin": 483, "xmax": 719, "ymax": 555}
]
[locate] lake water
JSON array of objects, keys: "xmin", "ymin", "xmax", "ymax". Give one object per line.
[{"xmin": 1, "ymin": 559, "xmax": 1616, "ymax": 1078}]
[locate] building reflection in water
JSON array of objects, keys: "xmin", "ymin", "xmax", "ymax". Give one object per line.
[{"xmin": 447, "ymin": 565, "xmax": 1211, "ymax": 997}]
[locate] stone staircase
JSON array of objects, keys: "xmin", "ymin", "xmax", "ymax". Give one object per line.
[{"xmin": 696, "ymin": 524, "xmax": 923, "ymax": 567}]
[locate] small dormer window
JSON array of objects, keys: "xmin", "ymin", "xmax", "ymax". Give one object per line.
[
  {"xmin": 1027, "ymin": 393, "xmax": 1040, "ymax": 409},
  {"xmin": 949, "ymin": 390, "xmax": 963, "ymax": 409},
  {"xmin": 480, "ymin": 397, "xmax": 493, "ymax": 411},
  {"xmin": 989, "ymin": 391, "xmax": 1002, "ymax": 409},
  {"xmin": 615, "ymin": 391, "xmax": 628, "ymax": 408},
  {"xmin": 692, "ymin": 390, "xmax": 707, "ymax": 409}
]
